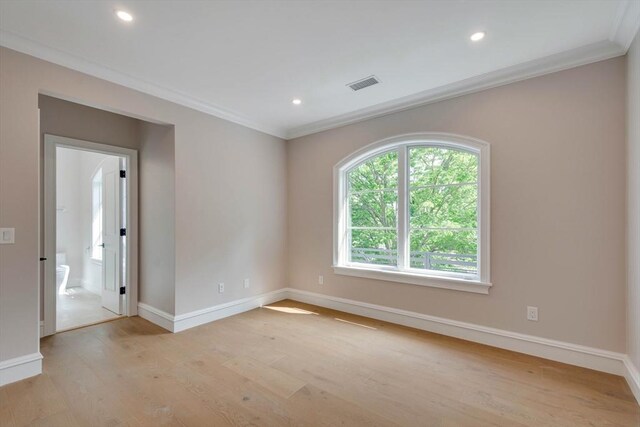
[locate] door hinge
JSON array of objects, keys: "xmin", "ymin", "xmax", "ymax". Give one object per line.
[
  {"xmin": 119, "ymin": 286, "xmax": 126, "ymax": 295},
  {"xmin": 120, "ymin": 170, "xmax": 126, "ymax": 178},
  {"xmin": 120, "ymin": 228, "xmax": 126, "ymax": 237}
]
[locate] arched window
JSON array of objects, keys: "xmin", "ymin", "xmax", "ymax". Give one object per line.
[{"xmin": 333, "ymin": 133, "xmax": 491, "ymax": 293}]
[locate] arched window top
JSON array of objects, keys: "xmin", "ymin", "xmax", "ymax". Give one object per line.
[
  {"xmin": 333, "ymin": 133, "xmax": 491, "ymax": 294},
  {"xmin": 336, "ymin": 132, "xmax": 488, "ymax": 172}
]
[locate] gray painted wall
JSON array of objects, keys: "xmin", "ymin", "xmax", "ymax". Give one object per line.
[
  {"xmin": 0, "ymin": 43, "xmax": 632, "ymax": 375},
  {"xmin": 287, "ymin": 57, "xmax": 627, "ymax": 352},
  {"xmin": 1, "ymin": 47, "xmax": 287, "ymax": 363},
  {"xmin": 627, "ymin": 31, "xmax": 640, "ymax": 374},
  {"xmin": 139, "ymin": 122, "xmax": 176, "ymax": 314}
]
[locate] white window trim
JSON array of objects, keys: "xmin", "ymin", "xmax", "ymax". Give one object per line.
[{"xmin": 333, "ymin": 132, "xmax": 491, "ymax": 294}]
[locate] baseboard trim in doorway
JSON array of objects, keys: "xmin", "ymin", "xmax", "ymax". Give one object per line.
[
  {"xmin": 0, "ymin": 352, "xmax": 43, "ymax": 386},
  {"xmin": 55, "ymin": 316, "xmax": 124, "ymax": 334}
]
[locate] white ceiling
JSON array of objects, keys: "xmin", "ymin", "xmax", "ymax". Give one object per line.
[{"xmin": 1, "ymin": 0, "xmax": 638, "ymax": 139}]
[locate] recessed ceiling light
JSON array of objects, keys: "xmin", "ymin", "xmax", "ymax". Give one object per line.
[
  {"xmin": 470, "ymin": 32, "xmax": 485, "ymax": 42},
  {"xmin": 116, "ymin": 10, "xmax": 133, "ymax": 22},
  {"xmin": 292, "ymin": 99, "xmax": 302, "ymax": 105}
]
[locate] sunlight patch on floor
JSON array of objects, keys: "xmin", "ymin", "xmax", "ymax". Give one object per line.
[
  {"xmin": 334, "ymin": 318, "xmax": 377, "ymax": 330},
  {"xmin": 263, "ymin": 305, "xmax": 318, "ymax": 315}
]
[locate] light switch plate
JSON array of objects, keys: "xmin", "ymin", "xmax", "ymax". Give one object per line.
[{"xmin": 0, "ymin": 228, "xmax": 15, "ymax": 244}]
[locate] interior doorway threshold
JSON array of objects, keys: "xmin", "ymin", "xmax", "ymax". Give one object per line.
[{"xmin": 55, "ymin": 316, "xmax": 124, "ymax": 334}]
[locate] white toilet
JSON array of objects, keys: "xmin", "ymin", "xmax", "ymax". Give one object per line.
[{"xmin": 56, "ymin": 252, "xmax": 70, "ymax": 295}]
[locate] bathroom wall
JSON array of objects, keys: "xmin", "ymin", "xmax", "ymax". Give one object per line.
[
  {"xmin": 55, "ymin": 147, "xmax": 84, "ymax": 288},
  {"xmin": 55, "ymin": 147, "xmax": 119, "ymax": 295},
  {"xmin": 78, "ymin": 151, "xmax": 121, "ymax": 295}
]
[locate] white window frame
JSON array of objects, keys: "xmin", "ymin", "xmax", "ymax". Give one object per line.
[{"xmin": 333, "ymin": 132, "xmax": 491, "ymax": 294}]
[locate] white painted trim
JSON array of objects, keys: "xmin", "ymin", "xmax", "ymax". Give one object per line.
[
  {"xmin": 0, "ymin": 30, "xmax": 286, "ymax": 139},
  {"xmin": 624, "ymin": 356, "xmax": 640, "ymax": 404},
  {"xmin": 137, "ymin": 289, "xmax": 289, "ymax": 333},
  {"xmin": 173, "ymin": 289, "xmax": 289, "ymax": 332},
  {"xmin": 137, "ymin": 303, "xmax": 175, "ymax": 332},
  {"xmin": 0, "ymin": 30, "xmax": 631, "ymax": 141},
  {"xmin": 332, "ymin": 133, "xmax": 490, "ymax": 293},
  {"xmin": 39, "ymin": 321, "xmax": 44, "ymax": 338},
  {"xmin": 0, "ymin": 353, "xmax": 43, "ymax": 386},
  {"xmin": 43, "ymin": 139, "xmax": 56, "ymax": 337},
  {"xmin": 286, "ymin": 41, "xmax": 625, "ymax": 139},
  {"xmin": 43, "ymin": 135, "xmax": 139, "ymax": 337},
  {"xmin": 609, "ymin": 0, "xmax": 640, "ymax": 51},
  {"xmin": 333, "ymin": 266, "xmax": 490, "ymax": 294},
  {"xmin": 135, "ymin": 287, "xmax": 638, "ymax": 403},
  {"xmin": 285, "ymin": 288, "xmax": 627, "ymax": 376}
]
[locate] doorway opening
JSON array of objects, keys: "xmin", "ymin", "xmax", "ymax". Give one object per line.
[{"xmin": 43, "ymin": 135, "xmax": 138, "ymax": 335}]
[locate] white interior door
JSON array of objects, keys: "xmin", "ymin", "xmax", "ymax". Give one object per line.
[{"xmin": 101, "ymin": 157, "xmax": 122, "ymax": 315}]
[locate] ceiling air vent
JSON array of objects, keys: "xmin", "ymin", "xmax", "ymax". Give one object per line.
[{"xmin": 347, "ymin": 75, "xmax": 380, "ymax": 91}]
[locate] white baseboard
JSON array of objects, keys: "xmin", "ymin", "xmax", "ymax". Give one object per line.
[
  {"xmin": 137, "ymin": 303, "xmax": 176, "ymax": 332},
  {"xmin": 136, "ymin": 286, "xmax": 637, "ymax": 404},
  {"xmin": 173, "ymin": 289, "xmax": 288, "ymax": 332},
  {"xmin": 0, "ymin": 352, "xmax": 43, "ymax": 386},
  {"xmin": 285, "ymin": 288, "xmax": 627, "ymax": 377},
  {"xmin": 624, "ymin": 356, "xmax": 640, "ymax": 404},
  {"xmin": 137, "ymin": 289, "xmax": 289, "ymax": 333}
]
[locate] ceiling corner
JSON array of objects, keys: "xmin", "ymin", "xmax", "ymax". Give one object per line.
[{"xmin": 609, "ymin": 0, "xmax": 640, "ymax": 51}]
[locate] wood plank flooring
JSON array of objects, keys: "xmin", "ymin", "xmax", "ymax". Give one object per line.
[{"xmin": 1, "ymin": 299, "xmax": 638, "ymax": 426}]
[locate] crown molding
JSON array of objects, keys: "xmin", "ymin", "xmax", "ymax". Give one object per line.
[
  {"xmin": 0, "ymin": 30, "xmax": 287, "ymax": 139},
  {"xmin": 609, "ymin": 0, "xmax": 640, "ymax": 51},
  {"xmin": 285, "ymin": 40, "xmax": 625, "ymax": 139},
  {"xmin": 2, "ymin": 12, "xmax": 635, "ymax": 143}
]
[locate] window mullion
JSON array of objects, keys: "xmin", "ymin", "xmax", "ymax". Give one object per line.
[
  {"xmin": 397, "ymin": 147, "xmax": 409, "ymax": 271},
  {"xmin": 344, "ymin": 172, "xmax": 351, "ymax": 265}
]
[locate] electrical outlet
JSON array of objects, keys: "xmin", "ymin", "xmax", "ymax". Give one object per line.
[
  {"xmin": 243, "ymin": 278, "xmax": 250, "ymax": 289},
  {"xmin": 218, "ymin": 283, "xmax": 225, "ymax": 293},
  {"xmin": 527, "ymin": 306, "xmax": 538, "ymax": 321},
  {"xmin": 318, "ymin": 275, "xmax": 324, "ymax": 285}
]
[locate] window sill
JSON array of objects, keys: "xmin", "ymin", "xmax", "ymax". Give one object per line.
[{"xmin": 333, "ymin": 265, "xmax": 491, "ymax": 294}]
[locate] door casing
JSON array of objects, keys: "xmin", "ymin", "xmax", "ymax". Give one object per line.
[{"xmin": 43, "ymin": 134, "xmax": 138, "ymax": 336}]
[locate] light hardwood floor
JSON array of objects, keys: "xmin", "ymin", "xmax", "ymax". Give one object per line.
[{"xmin": 1, "ymin": 299, "xmax": 638, "ymax": 426}]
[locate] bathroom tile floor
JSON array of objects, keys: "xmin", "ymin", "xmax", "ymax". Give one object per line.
[{"xmin": 56, "ymin": 287, "xmax": 121, "ymax": 331}]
